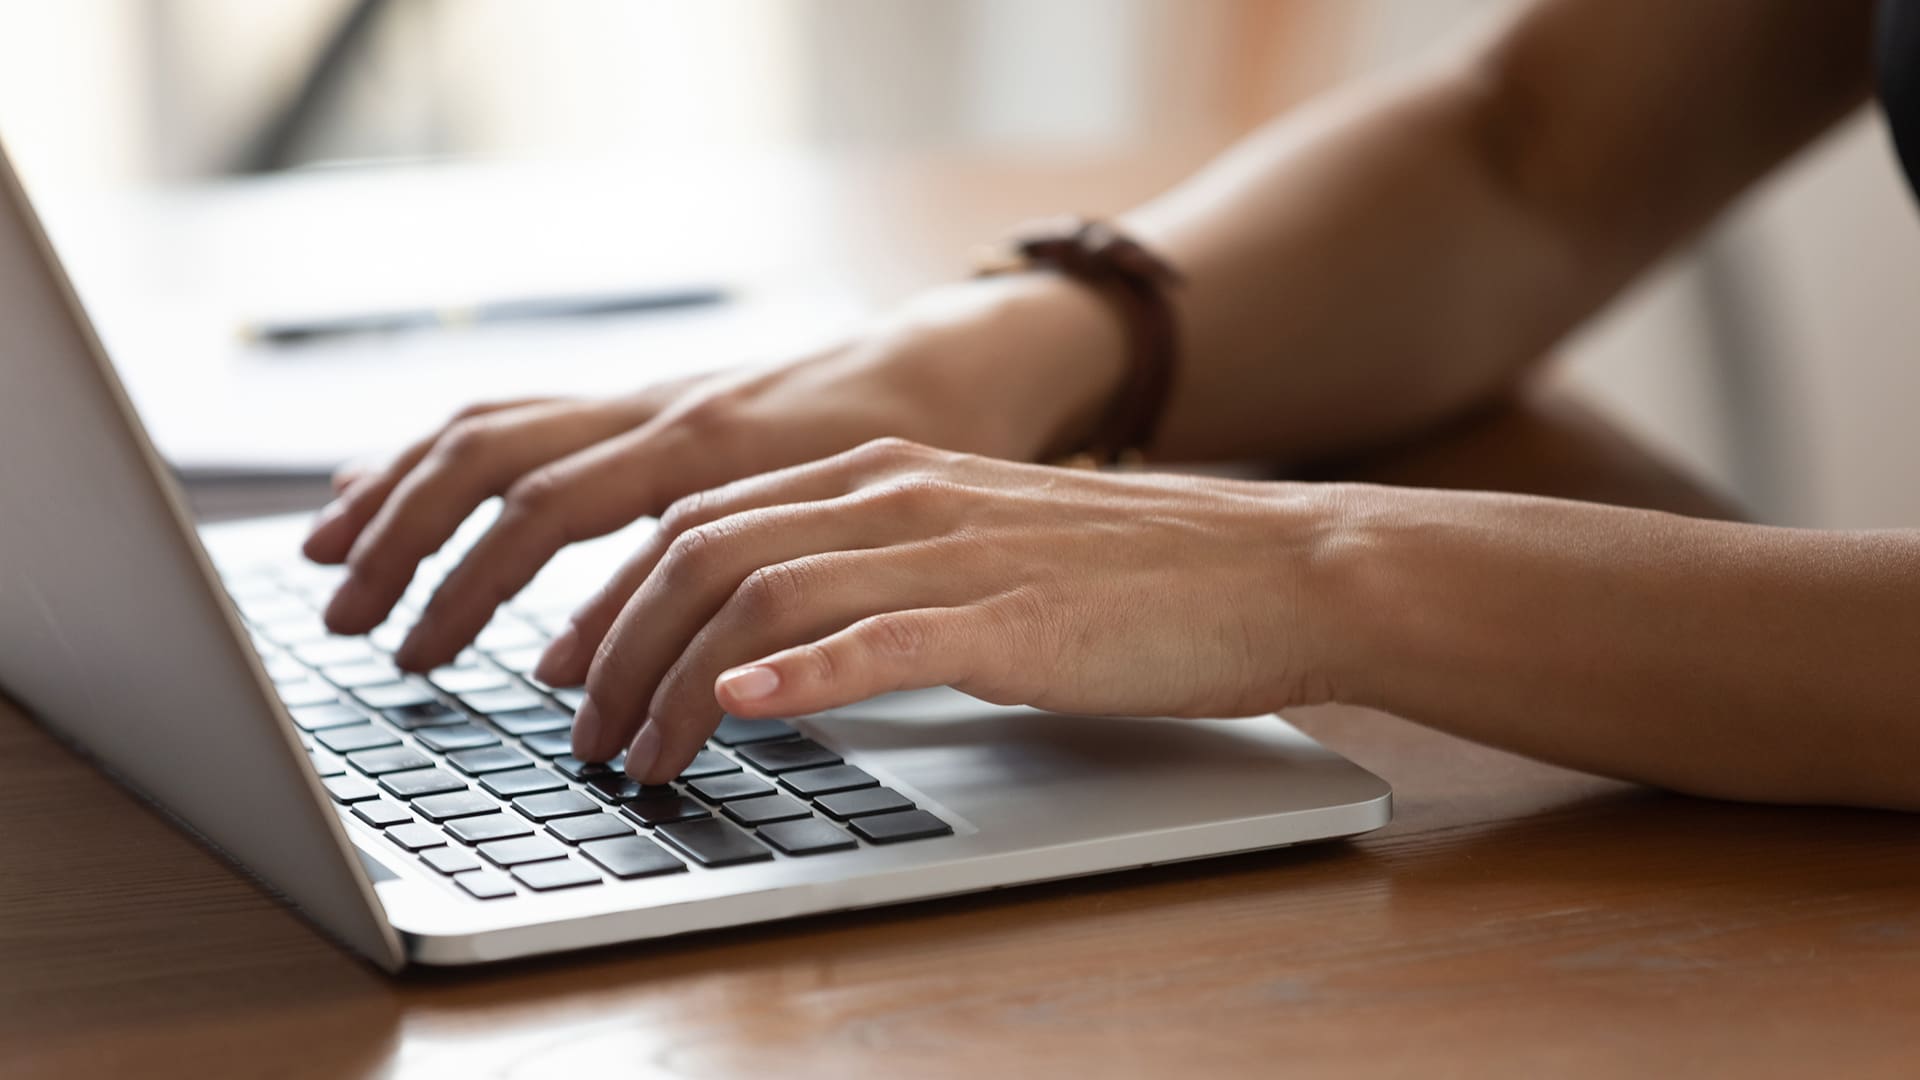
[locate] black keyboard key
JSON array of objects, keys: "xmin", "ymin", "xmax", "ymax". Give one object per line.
[
  {"xmin": 511, "ymin": 857, "xmax": 602, "ymax": 891},
  {"xmin": 513, "ymin": 790, "xmax": 598, "ymax": 821},
  {"xmin": 460, "ymin": 686, "xmax": 545, "ymax": 715},
  {"xmin": 677, "ymin": 749, "xmax": 740, "ymax": 779},
  {"xmin": 378, "ymin": 768, "xmax": 468, "ymax": 800},
  {"xmin": 288, "ymin": 703, "xmax": 365, "ymax": 732},
  {"xmin": 687, "ymin": 773, "xmax": 776, "ymax": 803},
  {"xmin": 722, "ymin": 794, "xmax": 813, "ymax": 826},
  {"xmin": 815, "ymin": 786, "xmax": 915, "ymax": 820},
  {"xmin": 711, "ymin": 715, "xmax": 800, "ymax": 746},
  {"xmin": 758, "ymin": 817, "xmax": 859, "ymax": 856},
  {"xmin": 386, "ymin": 821, "xmax": 446, "ymax": 851},
  {"xmin": 351, "ymin": 799, "xmax": 414, "ymax": 828},
  {"xmin": 491, "ymin": 708, "xmax": 572, "ymax": 736},
  {"xmin": 420, "ymin": 845, "xmax": 481, "ymax": 874},
  {"xmin": 453, "ymin": 870, "xmax": 516, "ymax": 900},
  {"xmin": 547, "ymin": 813, "xmax": 633, "ymax": 845},
  {"xmin": 477, "ymin": 835, "xmax": 567, "ymax": 867},
  {"xmin": 382, "ymin": 702, "xmax": 466, "ymax": 731},
  {"xmin": 552, "ymin": 753, "xmax": 625, "ymax": 780},
  {"xmin": 446, "ymin": 746, "xmax": 535, "ymax": 776},
  {"xmin": 849, "ymin": 809, "xmax": 952, "ymax": 844},
  {"xmin": 579, "ymin": 835, "xmax": 687, "ymax": 879},
  {"xmin": 584, "ymin": 774, "xmax": 651, "ymax": 804},
  {"xmin": 780, "ymin": 765, "xmax": 879, "ymax": 798},
  {"xmin": 521, "ymin": 731, "xmax": 572, "ymax": 757},
  {"xmin": 620, "ymin": 794, "xmax": 711, "ymax": 827},
  {"xmin": 354, "ymin": 680, "xmax": 437, "ymax": 711},
  {"xmin": 446, "ymin": 812, "xmax": 534, "ymax": 845},
  {"xmin": 322, "ymin": 776, "xmax": 379, "ymax": 803},
  {"xmin": 655, "ymin": 819, "xmax": 773, "ymax": 867},
  {"xmin": 480, "ymin": 768, "xmax": 565, "ymax": 799},
  {"xmin": 315, "ymin": 723, "xmax": 399, "ymax": 754},
  {"xmin": 736, "ymin": 738, "xmax": 842, "ymax": 774},
  {"xmin": 413, "ymin": 790, "xmax": 500, "ymax": 821},
  {"xmin": 347, "ymin": 746, "xmax": 434, "ymax": 776},
  {"xmin": 414, "ymin": 724, "xmax": 500, "ymax": 753}
]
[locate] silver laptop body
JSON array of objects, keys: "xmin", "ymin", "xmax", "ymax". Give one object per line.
[{"xmin": 0, "ymin": 143, "xmax": 1390, "ymax": 970}]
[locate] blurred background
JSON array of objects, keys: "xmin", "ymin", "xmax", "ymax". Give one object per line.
[{"xmin": 1, "ymin": 0, "xmax": 1916, "ymax": 527}]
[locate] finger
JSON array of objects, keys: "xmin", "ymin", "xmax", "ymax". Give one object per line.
[
  {"xmin": 305, "ymin": 431, "xmax": 446, "ymax": 564},
  {"xmin": 626, "ymin": 551, "xmax": 978, "ymax": 783},
  {"xmin": 570, "ymin": 482, "xmax": 960, "ymax": 762},
  {"xmin": 718, "ymin": 608, "xmax": 984, "ymax": 722},
  {"xmin": 391, "ymin": 417, "xmax": 712, "ymax": 670},
  {"xmin": 303, "ymin": 398, "xmax": 549, "ymax": 564},
  {"xmin": 324, "ymin": 400, "xmax": 639, "ymax": 634},
  {"xmin": 330, "ymin": 460, "xmax": 374, "ymax": 496},
  {"xmin": 536, "ymin": 436, "xmax": 952, "ymax": 687}
]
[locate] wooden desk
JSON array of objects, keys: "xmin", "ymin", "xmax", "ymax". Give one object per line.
[{"xmin": 6, "ymin": 691, "xmax": 1918, "ymax": 1079}]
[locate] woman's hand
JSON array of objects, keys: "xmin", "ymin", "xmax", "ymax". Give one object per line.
[
  {"xmin": 546, "ymin": 437, "xmax": 1341, "ymax": 783},
  {"xmin": 303, "ymin": 274, "xmax": 1127, "ymax": 671}
]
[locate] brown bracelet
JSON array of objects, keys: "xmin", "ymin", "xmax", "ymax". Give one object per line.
[{"xmin": 975, "ymin": 216, "xmax": 1183, "ymax": 466}]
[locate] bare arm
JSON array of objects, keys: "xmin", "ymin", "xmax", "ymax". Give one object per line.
[
  {"xmin": 1129, "ymin": 0, "xmax": 1875, "ymax": 463},
  {"xmin": 1317, "ymin": 489, "xmax": 1920, "ymax": 810}
]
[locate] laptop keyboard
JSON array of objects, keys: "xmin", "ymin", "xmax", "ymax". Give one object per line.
[{"xmin": 220, "ymin": 558, "xmax": 951, "ymax": 901}]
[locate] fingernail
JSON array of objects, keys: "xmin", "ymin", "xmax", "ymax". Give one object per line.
[
  {"xmin": 571, "ymin": 699, "xmax": 604, "ymax": 760},
  {"xmin": 534, "ymin": 624, "xmax": 581, "ymax": 684},
  {"xmin": 718, "ymin": 664, "xmax": 781, "ymax": 704},
  {"xmin": 624, "ymin": 721, "xmax": 663, "ymax": 781}
]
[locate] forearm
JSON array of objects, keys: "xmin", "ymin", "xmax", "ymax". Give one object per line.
[
  {"xmin": 1117, "ymin": 0, "xmax": 1871, "ymax": 464},
  {"xmin": 1313, "ymin": 486, "xmax": 1920, "ymax": 809},
  {"xmin": 1125, "ymin": 65, "xmax": 1574, "ymax": 463}
]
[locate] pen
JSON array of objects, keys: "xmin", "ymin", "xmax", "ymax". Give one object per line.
[{"xmin": 242, "ymin": 286, "xmax": 730, "ymax": 347}]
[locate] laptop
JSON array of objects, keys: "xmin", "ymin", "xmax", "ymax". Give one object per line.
[{"xmin": 0, "ymin": 142, "xmax": 1391, "ymax": 971}]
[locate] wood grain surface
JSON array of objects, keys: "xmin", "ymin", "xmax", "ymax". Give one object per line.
[{"xmin": 6, "ymin": 692, "xmax": 1919, "ymax": 1080}]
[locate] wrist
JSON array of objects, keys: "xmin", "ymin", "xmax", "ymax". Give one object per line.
[
  {"xmin": 1288, "ymin": 482, "xmax": 1421, "ymax": 711},
  {"xmin": 884, "ymin": 273, "xmax": 1129, "ymax": 461}
]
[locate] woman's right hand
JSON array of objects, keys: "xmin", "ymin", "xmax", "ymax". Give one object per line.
[{"xmin": 302, "ymin": 272, "xmax": 1126, "ymax": 674}]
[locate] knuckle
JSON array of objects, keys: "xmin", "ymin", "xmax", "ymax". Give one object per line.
[
  {"xmin": 588, "ymin": 627, "xmax": 635, "ymax": 685},
  {"xmin": 657, "ymin": 522, "xmax": 726, "ymax": 586},
  {"xmin": 856, "ymin": 611, "xmax": 925, "ymax": 660},
  {"xmin": 847, "ymin": 435, "xmax": 929, "ymax": 467},
  {"xmin": 670, "ymin": 394, "xmax": 739, "ymax": 441},
  {"xmin": 656, "ymin": 488, "xmax": 712, "ymax": 539},
  {"xmin": 504, "ymin": 468, "xmax": 566, "ymax": 517},
  {"xmin": 866, "ymin": 473, "xmax": 960, "ymax": 514},
  {"xmin": 733, "ymin": 560, "xmax": 807, "ymax": 622},
  {"xmin": 793, "ymin": 641, "xmax": 839, "ymax": 686},
  {"xmin": 433, "ymin": 418, "xmax": 500, "ymax": 466}
]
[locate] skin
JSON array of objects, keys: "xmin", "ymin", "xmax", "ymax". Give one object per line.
[{"xmin": 309, "ymin": 0, "xmax": 1920, "ymax": 808}]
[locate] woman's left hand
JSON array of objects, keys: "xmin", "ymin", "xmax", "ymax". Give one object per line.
[{"xmin": 539, "ymin": 437, "xmax": 1342, "ymax": 782}]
